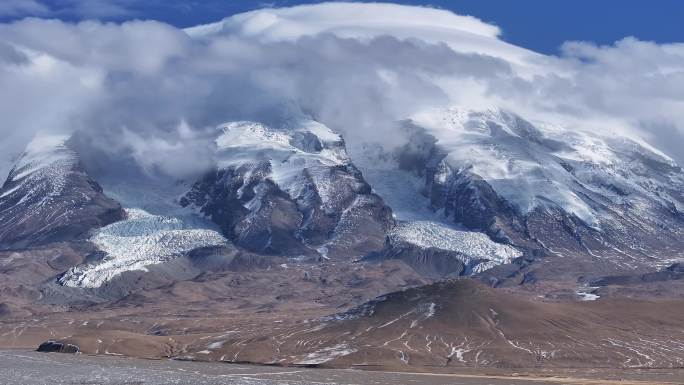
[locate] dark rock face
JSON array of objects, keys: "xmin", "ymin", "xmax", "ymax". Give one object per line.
[
  {"xmin": 370, "ymin": 238, "xmax": 468, "ymax": 279},
  {"xmin": 182, "ymin": 165, "xmax": 309, "ymax": 256},
  {"xmin": 0, "ymin": 303, "xmax": 11, "ymax": 318},
  {"xmin": 425, "ymin": 166, "xmax": 527, "ymax": 245},
  {"xmin": 183, "ymin": 162, "xmax": 393, "ymax": 259},
  {"xmin": 181, "ymin": 121, "xmax": 394, "ymax": 259},
  {"xmin": 37, "ymin": 341, "xmax": 80, "ymax": 353},
  {"xmin": 289, "ymin": 131, "xmax": 323, "ymax": 152},
  {"xmin": 0, "ymin": 136, "xmax": 125, "ymax": 250}
]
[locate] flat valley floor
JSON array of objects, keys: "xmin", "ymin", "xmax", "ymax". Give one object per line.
[{"xmin": 2, "ymin": 349, "xmax": 683, "ymax": 385}]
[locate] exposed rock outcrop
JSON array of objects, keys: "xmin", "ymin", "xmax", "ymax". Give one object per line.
[
  {"xmin": 0, "ymin": 134, "xmax": 124, "ymax": 250},
  {"xmin": 182, "ymin": 120, "xmax": 394, "ymax": 259}
]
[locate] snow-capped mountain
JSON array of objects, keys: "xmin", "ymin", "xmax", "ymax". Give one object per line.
[
  {"xmin": 0, "ymin": 3, "xmax": 679, "ymax": 294},
  {"xmin": 3, "ymin": 107, "xmax": 682, "ymax": 291},
  {"xmin": 3, "ymin": 4, "xmax": 684, "ymax": 378},
  {"xmin": 385, "ymin": 108, "xmax": 684, "ymax": 272},
  {"xmin": 0, "ymin": 134, "xmax": 124, "ymax": 250},
  {"xmin": 181, "ymin": 119, "xmax": 394, "ymax": 259},
  {"xmin": 1, "ymin": 106, "xmax": 682, "ymax": 292},
  {"xmin": 55, "ymin": 116, "xmax": 529, "ymax": 289}
]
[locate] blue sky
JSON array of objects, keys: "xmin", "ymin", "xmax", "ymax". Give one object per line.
[{"xmin": 1, "ymin": 0, "xmax": 682, "ymax": 54}]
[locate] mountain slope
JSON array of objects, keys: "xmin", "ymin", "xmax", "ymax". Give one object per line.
[
  {"xmin": 183, "ymin": 279, "xmax": 684, "ymax": 369},
  {"xmin": 182, "ymin": 120, "xmax": 394, "ymax": 259},
  {"xmin": 374, "ymin": 108, "xmax": 684, "ymax": 275},
  {"xmin": 0, "ymin": 134, "xmax": 124, "ymax": 250}
]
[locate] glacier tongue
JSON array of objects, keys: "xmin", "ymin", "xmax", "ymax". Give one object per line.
[
  {"xmin": 59, "ymin": 208, "xmax": 226, "ymax": 288},
  {"xmin": 359, "ymin": 166, "xmax": 442, "ymax": 223},
  {"xmin": 58, "ymin": 162, "xmax": 229, "ymax": 289},
  {"xmin": 390, "ymin": 221, "xmax": 521, "ymax": 272}
]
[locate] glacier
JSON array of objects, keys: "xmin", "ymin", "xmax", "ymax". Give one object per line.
[
  {"xmin": 390, "ymin": 221, "xmax": 521, "ymax": 273},
  {"xmin": 59, "ymin": 208, "xmax": 226, "ymax": 288},
  {"xmin": 57, "ymin": 152, "xmax": 229, "ymax": 288}
]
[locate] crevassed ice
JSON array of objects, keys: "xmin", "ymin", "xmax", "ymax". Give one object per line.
[
  {"xmin": 59, "ymin": 208, "xmax": 226, "ymax": 288},
  {"xmin": 391, "ymin": 221, "xmax": 521, "ymax": 272}
]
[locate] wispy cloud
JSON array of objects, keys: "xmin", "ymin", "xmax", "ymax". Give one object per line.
[
  {"xmin": 0, "ymin": 0, "xmax": 135, "ymax": 19},
  {"xmin": 0, "ymin": 0, "xmax": 49, "ymax": 17}
]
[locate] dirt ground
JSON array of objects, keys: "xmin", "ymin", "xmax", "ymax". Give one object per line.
[{"xmin": 2, "ymin": 349, "xmax": 684, "ymax": 385}]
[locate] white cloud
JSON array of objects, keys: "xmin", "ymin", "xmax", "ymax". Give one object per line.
[
  {"xmin": 517, "ymin": 37, "xmax": 684, "ymax": 163},
  {"xmin": 190, "ymin": 2, "xmax": 502, "ymax": 39},
  {"xmin": 186, "ymin": 2, "xmax": 540, "ymax": 69},
  {"xmin": 0, "ymin": 0, "xmax": 48, "ymax": 17},
  {"xmin": 0, "ymin": 2, "xmax": 681, "ymax": 181}
]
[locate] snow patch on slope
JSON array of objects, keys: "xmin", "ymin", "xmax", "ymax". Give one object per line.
[
  {"xmin": 576, "ymin": 285, "xmax": 601, "ymax": 301},
  {"xmin": 412, "ymin": 107, "xmax": 684, "ymax": 230},
  {"xmin": 215, "ymin": 120, "xmax": 349, "ymax": 210},
  {"xmin": 294, "ymin": 343, "xmax": 357, "ymax": 365},
  {"xmin": 413, "ymin": 108, "xmax": 602, "ymax": 227},
  {"xmin": 1, "ymin": 133, "xmax": 75, "ymax": 201}
]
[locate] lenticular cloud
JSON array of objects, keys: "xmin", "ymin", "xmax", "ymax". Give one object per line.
[{"xmin": 0, "ymin": 2, "xmax": 682, "ymax": 182}]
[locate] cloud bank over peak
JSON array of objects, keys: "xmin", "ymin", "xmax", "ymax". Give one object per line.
[
  {"xmin": 188, "ymin": 2, "xmax": 502, "ymax": 40},
  {"xmin": 186, "ymin": 2, "xmax": 541, "ymax": 68},
  {"xmin": 0, "ymin": 2, "xmax": 682, "ymax": 181}
]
